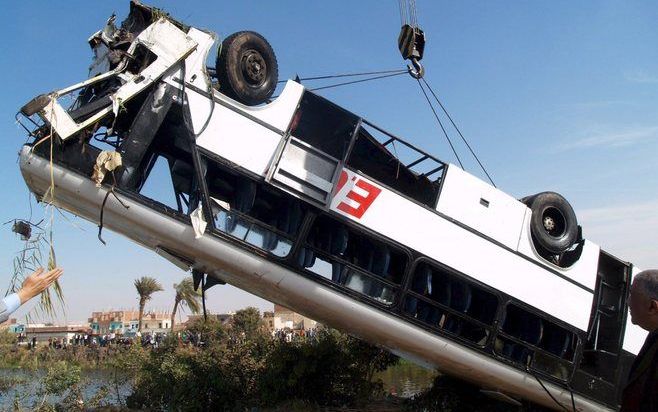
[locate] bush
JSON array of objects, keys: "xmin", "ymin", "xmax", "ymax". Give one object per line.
[
  {"xmin": 126, "ymin": 318, "xmax": 270, "ymax": 411},
  {"xmin": 42, "ymin": 361, "xmax": 81, "ymax": 396},
  {"xmin": 126, "ymin": 318, "xmax": 398, "ymax": 411},
  {"xmin": 259, "ymin": 328, "xmax": 397, "ymax": 407}
]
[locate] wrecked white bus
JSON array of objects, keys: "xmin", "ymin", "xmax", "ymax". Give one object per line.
[{"xmin": 16, "ymin": 2, "xmax": 647, "ymax": 411}]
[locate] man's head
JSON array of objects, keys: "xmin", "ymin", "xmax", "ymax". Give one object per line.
[{"xmin": 629, "ymin": 269, "xmax": 658, "ymax": 332}]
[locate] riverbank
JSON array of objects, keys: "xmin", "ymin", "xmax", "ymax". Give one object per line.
[{"xmin": 0, "ymin": 317, "xmax": 547, "ymax": 411}]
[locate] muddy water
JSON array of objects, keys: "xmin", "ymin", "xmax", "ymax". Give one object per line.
[
  {"xmin": 1, "ymin": 362, "xmax": 436, "ymax": 409},
  {"xmin": 376, "ymin": 361, "xmax": 438, "ymax": 398},
  {"xmin": 0, "ymin": 369, "xmax": 131, "ymax": 409}
]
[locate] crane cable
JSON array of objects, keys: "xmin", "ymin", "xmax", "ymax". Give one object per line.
[
  {"xmin": 276, "ymin": 68, "xmax": 408, "ymax": 84},
  {"xmin": 415, "ymin": 78, "xmax": 463, "ymax": 169},
  {"xmin": 398, "ymin": 1, "xmax": 496, "ymax": 186},
  {"xmin": 399, "ymin": 0, "xmax": 408, "ymax": 26},
  {"xmin": 419, "ymin": 77, "xmax": 497, "ymax": 187},
  {"xmin": 270, "ymin": 69, "xmax": 408, "ymax": 99},
  {"xmin": 399, "ymin": 0, "xmax": 418, "ymax": 27}
]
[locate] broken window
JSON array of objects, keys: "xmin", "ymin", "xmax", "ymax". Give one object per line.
[
  {"xmin": 289, "ymin": 92, "xmax": 359, "ymax": 160},
  {"xmin": 347, "ymin": 123, "xmax": 444, "ymax": 208},
  {"xmin": 137, "ymin": 156, "xmax": 181, "ymax": 212},
  {"xmin": 298, "ymin": 214, "xmax": 407, "ymax": 305},
  {"xmin": 204, "ymin": 159, "xmax": 304, "ymax": 258},
  {"xmin": 402, "ymin": 262, "xmax": 498, "ymax": 346}
]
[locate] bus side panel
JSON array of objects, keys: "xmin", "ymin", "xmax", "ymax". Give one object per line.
[
  {"xmin": 193, "ymin": 81, "xmax": 303, "ymax": 176},
  {"xmin": 330, "ymin": 167, "xmax": 595, "ymax": 330},
  {"xmin": 436, "ymin": 165, "xmax": 527, "ymax": 250}
]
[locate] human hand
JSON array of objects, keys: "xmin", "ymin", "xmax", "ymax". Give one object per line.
[{"xmin": 17, "ymin": 267, "xmax": 64, "ymax": 304}]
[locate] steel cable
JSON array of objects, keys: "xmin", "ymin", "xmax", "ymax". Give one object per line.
[
  {"xmin": 309, "ymin": 71, "xmax": 408, "ymax": 92},
  {"xmin": 420, "ymin": 77, "xmax": 496, "ymax": 187},
  {"xmin": 276, "ymin": 68, "xmax": 408, "ymax": 84},
  {"xmin": 415, "ymin": 79, "xmax": 464, "ymax": 169}
]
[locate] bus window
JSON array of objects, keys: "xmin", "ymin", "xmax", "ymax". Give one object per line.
[
  {"xmin": 299, "ymin": 214, "xmax": 407, "ymax": 305},
  {"xmin": 403, "ymin": 262, "xmax": 498, "ymax": 346},
  {"xmin": 289, "ymin": 92, "xmax": 359, "ymax": 161},
  {"xmin": 204, "ymin": 159, "xmax": 304, "ymax": 258},
  {"xmin": 346, "ymin": 123, "xmax": 443, "ymax": 208},
  {"xmin": 496, "ymin": 303, "xmax": 577, "ymax": 381}
]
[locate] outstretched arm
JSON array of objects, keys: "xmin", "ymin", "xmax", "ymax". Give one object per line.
[
  {"xmin": 1, "ymin": 268, "xmax": 63, "ymax": 323},
  {"xmin": 16, "ymin": 267, "xmax": 63, "ymax": 304}
]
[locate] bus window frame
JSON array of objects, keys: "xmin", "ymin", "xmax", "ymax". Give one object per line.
[
  {"xmin": 199, "ymin": 152, "xmax": 308, "ymax": 262},
  {"xmin": 297, "ymin": 211, "xmax": 413, "ymax": 309},
  {"xmin": 400, "ymin": 257, "xmax": 503, "ymax": 348},
  {"xmin": 493, "ymin": 300, "xmax": 584, "ymax": 382}
]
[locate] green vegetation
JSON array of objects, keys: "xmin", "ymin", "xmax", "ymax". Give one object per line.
[
  {"xmin": 7, "ymin": 218, "xmax": 64, "ymax": 319},
  {"xmin": 0, "ymin": 309, "xmax": 400, "ymax": 410},
  {"xmin": 125, "ymin": 308, "xmax": 399, "ymax": 410},
  {"xmin": 0, "ymin": 310, "xmax": 551, "ymax": 411}
]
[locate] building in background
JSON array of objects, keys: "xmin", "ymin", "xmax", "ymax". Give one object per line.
[
  {"xmin": 272, "ymin": 304, "xmax": 318, "ymax": 333},
  {"xmin": 140, "ymin": 311, "xmax": 172, "ymax": 334},
  {"xmin": 89, "ymin": 310, "xmax": 139, "ymax": 335},
  {"xmin": 88, "ymin": 310, "xmax": 171, "ymax": 335},
  {"xmin": 0, "ymin": 318, "xmax": 24, "ymax": 334},
  {"xmin": 24, "ymin": 324, "xmax": 89, "ymax": 345}
]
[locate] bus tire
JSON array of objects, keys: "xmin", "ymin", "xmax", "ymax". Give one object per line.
[
  {"xmin": 527, "ymin": 192, "xmax": 578, "ymax": 254},
  {"xmin": 215, "ymin": 31, "xmax": 278, "ymax": 106}
]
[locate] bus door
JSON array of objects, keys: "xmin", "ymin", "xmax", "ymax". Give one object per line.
[{"xmin": 573, "ymin": 251, "xmax": 632, "ymax": 404}]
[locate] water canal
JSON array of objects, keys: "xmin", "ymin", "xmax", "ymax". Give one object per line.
[{"xmin": 0, "ymin": 361, "xmax": 436, "ymax": 410}]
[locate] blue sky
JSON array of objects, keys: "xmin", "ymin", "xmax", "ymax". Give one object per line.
[{"xmin": 1, "ymin": 1, "xmax": 657, "ymax": 323}]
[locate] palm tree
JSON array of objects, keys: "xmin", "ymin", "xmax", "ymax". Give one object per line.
[
  {"xmin": 171, "ymin": 277, "xmax": 202, "ymax": 331},
  {"xmin": 134, "ymin": 276, "xmax": 163, "ymax": 332}
]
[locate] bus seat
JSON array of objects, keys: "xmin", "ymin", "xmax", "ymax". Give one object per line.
[
  {"xmin": 331, "ymin": 262, "xmax": 344, "ymax": 283},
  {"xmin": 411, "ymin": 266, "xmax": 431, "ymax": 294},
  {"xmin": 418, "ymin": 300, "xmax": 440, "ymax": 326},
  {"xmin": 371, "ymin": 245, "xmax": 390, "ymax": 276},
  {"xmin": 404, "ymin": 295, "xmax": 418, "ymax": 316},
  {"xmin": 544, "ymin": 330, "xmax": 571, "ymax": 359},
  {"xmin": 444, "ymin": 282, "xmax": 471, "ymax": 334},
  {"xmin": 359, "ymin": 247, "xmax": 375, "ymax": 272},
  {"xmin": 520, "ymin": 317, "xmax": 543, "ymax": 346},
  {"xmin": 234, "ymin": 179, "xmax": 256, "ymax": 213},
  {"xmin": 330, "ymin": 226, "xmax": 348, "ymax": 255},
  {"xmin": 432, "ymin": 273, "xmax": 451, "ymax": 306},
  {"xmin": 297, "ymin": 247, "xmax": 316, "ymax": 268},
  {"xmin": 450, "ymin": 282, "xmax": 472, "ymax": 313},
  {"xmin": 316, "ymin": 227, "xmax": 332, "ymax": 251},
  {"xmin": 510, "ymin": 345, "xmax": 534, "ymax": 365}
]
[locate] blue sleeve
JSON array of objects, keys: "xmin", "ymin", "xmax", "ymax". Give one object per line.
[{"xmin": 2, "ymin": 293, "xmax": 22, "ymax": 317}]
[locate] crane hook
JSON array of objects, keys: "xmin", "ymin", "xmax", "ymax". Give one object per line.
[
  {"xmin": 407, "ymin": 58, "xmax": 425, "ymax": 79},
  {"xmin": 398, "ymin": 23, "xmax": 426, "ymax": 79}
]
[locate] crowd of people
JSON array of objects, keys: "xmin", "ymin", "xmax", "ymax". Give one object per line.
[
  {"xmin": 272, "ymin": 327, "xmax": 318, "ymax": 343},
  {"xmin": 12, "ymin": 331, "xmax": 170, "ymax": 350}
]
